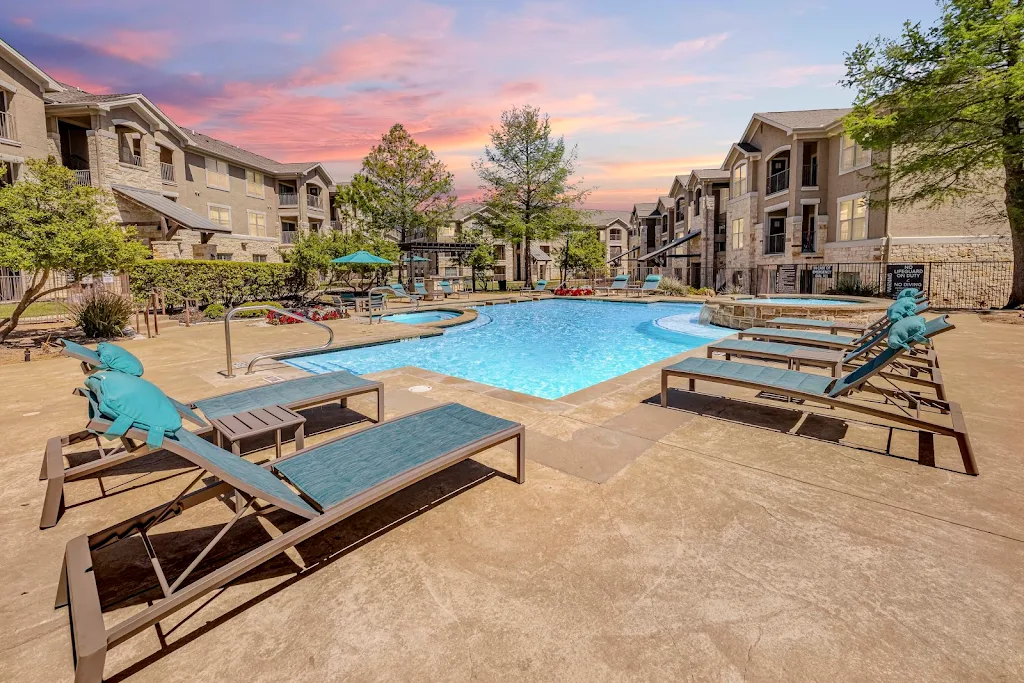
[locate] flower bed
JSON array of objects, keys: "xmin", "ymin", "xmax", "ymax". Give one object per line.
[
  {"xmin": 554, "ymin": 287, "xmax": 594, "ymax": 296},
  {"xmin": 266, "ymin": 307, "xmax": 341, "ymax": 325}
]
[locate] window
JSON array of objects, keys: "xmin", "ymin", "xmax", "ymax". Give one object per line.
[
  {"xmin": 765, "ymin": 216, "xmax": 786, "ymax": 254},
  {"xmin": 444, "ymin": 267, "xmax": 458, "ymax": 276},
  {"xmin": 0, "ymin": 90, "xmax": 14, "ymax": 141},
  {"xmin": 609, "ymin": 228, "xmax": 622, "ymax": 241},
  {"xmin": 252, "ymin": 254, "xmax": 267, "ymax": 263},
  {"xmin": 215, "ymin": 253, "xmax": 232, "ymax": 261},
  {"xmin": 246, "ymin": 169, "xmax": 264, "ymax": 198},
  {"xmin": 731, "ymin": 163, "xmax": 747, "ymax": 197},
  {"xmin": 208, "ymin": 204, "xmax": 232, "ymax": 230},
  {"xmin": 609, "ymin": 245, "xmax": 622, "ymax": 259},
  {"xmin": 731, "ymin": 218, "xmax": 745, "ymax": 249},
  {"xmin": 837, "ymin": 195, "xmax": 868, "ymax": 241},
  {"xmin": 206, "ymin": 157, "xmax": 230, "ymax": 190},
  {"xmin": 309, "ymin": 221, "xmax": 321, "ymax": 232},
  {"xmin": 246, "ymin": 210, "xmax": 267, "ymax": 237},
  {"xmin": 839, "ymin": 133, "xmax": 870, "ymax": 172},
  {"xmin": 493, "ymin": 265, "xmax": 506, "ymax": 277},
  {"xmin": 494, "ymin": 245, "xmax": 506, "ymax": 260}
]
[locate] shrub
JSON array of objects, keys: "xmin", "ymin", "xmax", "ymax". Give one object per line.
[
  {"xmin": 130, "ymin": 260, "xmax": 292, "ymax": 308},
  {"xmin": 71, "ymin": 291, "xmax": 134, "ymax": 338},
  {"xmin": 203, "ymin": 302, "xmax": 225, "ymax": 319},
  {"xmin": 692, "ymin": 287, "xmax": 716, "ymax": 297},
  {"xmin": 826, "ymin": 282, "xmax": 880, "ymax": 297},
  {"xmin": 657, "ymin": 276, "xmax": 689, "ymax": 296},
  {"xmin": 234, "ymin": 301, "xmax": 283, "ymax": 318}
]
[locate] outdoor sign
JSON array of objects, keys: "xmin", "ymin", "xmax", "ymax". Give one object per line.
[
  {"xmin": 885, "ymin": 263, "xmax": 926, "ymax": 297},
  {"xmin": 80, "ymin": 275, "xmax": 93, "ymax": 285},
  {"xmin": 811, "ymin": 265, "xmax": 834, "ymax": 278},
  {"xmin": 102, "ymin": 272, "xmax": 115, "ymax": 284},
  {"xmin": 777, "ymin": 265, "xmax": 797, "ymax": 293}
]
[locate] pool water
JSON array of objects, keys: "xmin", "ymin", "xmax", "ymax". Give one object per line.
[
  {"xmin": 381, "ymin": 310, "xmax": 460, "ymax": 324},
  {"xmin": 287, "ymin": 300, "xmax": 734, "ymax": 399},
  {"xmin": 746, "ymin": 298, "xmax": 863, "ymax": 306}
]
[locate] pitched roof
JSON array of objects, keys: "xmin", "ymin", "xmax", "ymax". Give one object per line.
[
  {"xmin": 453, "ymin": 202, "xmax": 488, "ymax": 220},
  {"xmin": 755, "ymin": 108, "xmax": 852, "ymax": 132},
  {"xmin": 185, "ymin": 130, "xmax": 325, "ymax": 178},
  {"xmin": 46, "ymin": 83, "xmax": 138, "ymax": 105},
  {"xmin": 585, "ymin": 210, "xmax": 631, "ymax": 227},
  {"xmin": 112, "ymin": 185, "xmax": 230, "ymax": 233},
  {"xmin": 633, "ymin": 202, "xmax": 657, "ymax": 217},
  {"xmin": 737, "ymin": 142, "xmax": 760, "ymax": 153},
  {"xmin": 692, "ymin": 168, "xmax": 729, "ymax": 180}
]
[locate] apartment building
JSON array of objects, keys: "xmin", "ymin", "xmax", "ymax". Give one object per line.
[{"xmin": 0, "ymin": 38, "xmax": 334, "ymax": 264}]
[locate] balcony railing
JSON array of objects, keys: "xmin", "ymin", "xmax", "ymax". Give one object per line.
[
  {"xmin": 0, "ymin": 111, "xmax": 15, "ymax": 141},
  {"xmin": 766, "ymin": 168, "xmax": 790, "ymax": 196},
  {"xmin": 801, "ymin": 163, "xmax": 818, "ymax": 187},
  {"xmin": 306, "ymin": 193, "xmax": 324, "ymax": 211},
  {"xmin": 801, "ymin": 218, "xmax": 817, "ymax": 253},
  {"xmin": 70, "ymin": 170, "xmax": 91, "ymax": 187},
  {"xmin": 330, "ymin": 221, "xmax": 343, "ymax": 231},
  {"xmin": 279, "ymin": 192, "xmax": 298, "ymax": 207},
  {"xmin": 120, "ymin": 150, "xmax": 143, "ymax": 167},
  {"xmin": 281, "ymin": 230, "xmax": 298, "ymax": 245},
  {"xmin": 160, "ymin": 162, "xmax": 175, "ymax": 183},
  {"xmin": 765, "ymin": 233, "xmax": 786, "ymax": 255}
]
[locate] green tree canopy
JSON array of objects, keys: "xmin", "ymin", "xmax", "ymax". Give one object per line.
[
  {"xmin": 841, "ymin": 0, "xmax": 1024, "ymax": 306},
  {"xmin": 285, "ymin": 229, "xmax": 400, "ymax": 297},
  {"xmin": 353, "ymin": 124, "xmax": 456, "ymax": 283},
  {"xmin": 473, "ymin": 106, "xmax": 590, "ymax": 285},
  {"xmin": 0, "ymin": 158, "xmax": 147, "ymax": 341},
  {"xmin": 553, "ymin": 211, "xmax": 608, "ymax": 283}
]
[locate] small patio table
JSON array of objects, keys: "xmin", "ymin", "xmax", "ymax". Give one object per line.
[{"xmin": 210, "ymin": 405, "xmax": 306, "ymax": 458}]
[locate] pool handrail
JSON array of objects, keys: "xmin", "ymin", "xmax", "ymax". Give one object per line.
[{"xmin": 223, "ymin": 305, "xmax": 335, "ymax": 377}]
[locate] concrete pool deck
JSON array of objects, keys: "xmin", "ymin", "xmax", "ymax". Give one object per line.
[{"xmin": 0, "ymin": 299, "xmax": 1022, "ymax": 682}]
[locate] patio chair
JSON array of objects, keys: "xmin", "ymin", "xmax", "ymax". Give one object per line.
[
  {"xmin": 738, "ymin": 300, "xmax": 931, "ymax": 351},
  {"xmin": 521, "ymin": 280, "xmax": 550, "ymax": 300},
  {"xmin": 629, "ymin": 274, "xmax": 662, "ymax": 297},
  {"xmin": 387, "ymin": 283, "xmax": 422, "ymax": 307},
  {"xmin": 598, "ymin": 274, "xmax": 630, "ymax": 296},
  {"xmin": 661, "ymin": 315, "xmax": 977, "ymax": 475},
  {"xmin": 329, "ymin": 292, "xmax": 357, "ymax": 317},
  {"xmin": 439, "ymin": 280, "xmax": 462, "ymax": 298},
  {"xmin": 56, "ymin": 399, "xmax": 525, "ymax": 683},
  {"xmin": 41, "ymin": 341, "xmax": 384, "ymax": 529}
]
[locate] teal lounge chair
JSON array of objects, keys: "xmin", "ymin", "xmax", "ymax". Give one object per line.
[
  {"xmin": 599, "ymin": 274, "xmax": 630, "ymax": 296},
  {"xmin": 630, "ymin": 274, "xmax": 662, "ymax": 296},
  {"xmin": 41, "ymin": 340, "xmax": 384, "ymax": 528},
  {"xmin": 739, "ymin": 301, "xmax": 931, "ymax": 350},
  {"xmin": 661, "ymin": 316, "xmax": 976, "ymax": 475},
  {"xmin": 439, "ymin": 279, "xmax": 461, "ymax": 298},
  {"xmin": 388, "ymin": 282, "xmax": 422, "ymax": 306},
  {"xmin": 56, "ymin": 401, "xmax": 525, "ymax": 683}
]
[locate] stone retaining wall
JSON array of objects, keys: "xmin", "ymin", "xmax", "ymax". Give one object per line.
[{"xmin": 704, "ymin": 296, "xmax": 887, "ymax": 330}]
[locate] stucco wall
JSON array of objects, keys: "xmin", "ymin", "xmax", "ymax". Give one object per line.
[
  {"xmin": 180, "ymin": 151, "xmax": 281, "ymax": 239},
  {"xmin": 0, "ymin": 55, "xmax": 52, "ymax": 171}
]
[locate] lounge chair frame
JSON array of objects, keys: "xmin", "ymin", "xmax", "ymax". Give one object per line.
[
  {"xmin": 39, "ymin": 377, "xmax": 384, "ymax": 529},
  {"xmin": 660, "ymin": 353, "xmax": 976, "ymax": 476},
  {"xmin": 57, "ymin": 403, "xmax": 525, "ymax": 683}
]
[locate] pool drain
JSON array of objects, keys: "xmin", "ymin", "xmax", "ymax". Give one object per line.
[{"xmin": 409, "ymin": 385, "xmax": 432, "ymax": 393}]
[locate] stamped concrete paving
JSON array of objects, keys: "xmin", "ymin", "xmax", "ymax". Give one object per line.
[{"xmin": 0, "ymin": 306, "xmax": 1022, "ymax": 682}]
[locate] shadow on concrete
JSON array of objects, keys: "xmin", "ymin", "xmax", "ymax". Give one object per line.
[{"xmin": 95, "ymin": 458, "xmax": 503, "ymax": 682}]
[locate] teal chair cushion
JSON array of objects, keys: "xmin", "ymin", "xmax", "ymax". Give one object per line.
[
  {"xmin": 886, "ymin": 298, "xmax": 918, "ymax": 322},
  {"xmin": 96, "ymin": 342, "xmax": 145, "ymax": 376},
  {"xmin": 84, "ymin": 371, "xmax": 182, "ymax": 447},
  {"xmin": 897, "ymin": 288, "xmax": 920, "ymax": 299},
  {"xmin": 887, "ymin": 315, "xmax": 928, "ymax": 352}
]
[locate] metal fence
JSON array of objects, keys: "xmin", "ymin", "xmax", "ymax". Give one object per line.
[
  {"xmin": 633, "ymin": 261, "xmax": 1013, "ymax": 309},
  {"xmin": 0, "ymin": 271, "xmax": 133, "ymax": 324}
]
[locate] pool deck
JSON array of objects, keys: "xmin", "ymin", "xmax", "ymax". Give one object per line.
[{"xmin": 1, "ymin": 295, "xmax": 1023, "ymax": 682}]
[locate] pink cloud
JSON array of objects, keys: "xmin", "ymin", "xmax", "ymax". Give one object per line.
[
  {"xmin": 660, "ymin": 32, "xmax": 730, "ymax": 60},
  {"xmin": 96, "ymin": 30, "xmax": 174, "ymax": 65},
  {"xmin": 44, "ymin": 68, "xmax": 112, "ymax": 94},
  {"xmin": 11, "ymin": 17, "xmax": 33, "ymax": 27},
  {"xmin": 500, "ymin": 81, "xmax": 544, "ymax": 98}
]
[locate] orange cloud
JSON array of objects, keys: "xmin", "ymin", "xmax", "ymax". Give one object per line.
[{"xmin": 96, "ymin": 30, "xmax": 174, "ymax": 64}]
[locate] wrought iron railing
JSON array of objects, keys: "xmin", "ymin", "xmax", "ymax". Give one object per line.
[
  {"xmin": 0, "ymin": 111, "xmax": 15, "ymax": 140},
  {"xmin": 306, "ymin": 193, "xmax": 324, "ymax": 211},
  {"xmin": 801, "ymin": 163, "xmax": 818, "ymax": 187},
  {"xmin": 70, "ymin": 170, "xmax": 91, "ymax": 187},
  {"xmin": 765, "ymin": 233, "xmax": 785, "ymax": 255},
  {"xmin": 766, "ymin": 168, "xmax": 790, "ymax": 195},
  {"xmin": 279, "ymin": 191, "xmax": 298, "ymax": 206}
]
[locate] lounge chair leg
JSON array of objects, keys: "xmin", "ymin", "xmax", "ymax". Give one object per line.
[
  {"xmin": 40, "ymin": 436, "xmax": 69, "ymax": 529},
  {"xmin": 515, "ymin": 430, "xmax": 526, "ymax": 484},
  {"xmin": 949, "ymin": 403, "xmax": 978, "ymax": 475},
  {"xmin": 375, "ymin": 388, "xmax": 384, "ymax": 423},
  {"xmin": 61, "ymin": 536, "xmax": 107, "ymax": 683},
  {"xmin": 661, "ymin": 374, "xmax": 669, "ymax": 407},
  {"xmin": 339, "ymin": 397, "xmax": 347, "ymax": 409},
  {"xmin": 688, "ymin": 378, "xmax": 696, "ymax": 392}
]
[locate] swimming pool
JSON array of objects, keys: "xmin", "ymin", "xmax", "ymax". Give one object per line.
[
  {"xmin": 380, "ymin": 310, "xmax": 461, "ymax": 324},
  {"xmin": 745, "ymin": 298, "xmax": 863, "ymax": 306},
  {"xmin": 287, "ymin": 300, "xmax": 734, "ymax": 399}
]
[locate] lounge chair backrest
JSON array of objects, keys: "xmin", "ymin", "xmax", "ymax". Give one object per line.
[
  {"xmin": 535, "ymin": 280, "xmax": 547, "ymax": 291},
  {"xmin": 168, "ymin": 429, "xmax": 319, "ymax": 518},
  {"xmin": 842, "ymin": 326, "xmax": 889, "ymax": 363},
  {"xmin": 611, "ymin": 275, "xmax": 629, "ymax": 288},
  {"xmin": 391, "ymin": 283, "xmax": 408, "ymax": 295},
  {"xmin": 642, "ymin": 275, "xmax": 662, "ymax": 289},
  {"xmin": 415, "ymin": 283, "xmax": 428, "ymax": 294}
]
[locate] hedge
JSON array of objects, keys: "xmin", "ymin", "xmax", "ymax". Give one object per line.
[{"xmin": 131, "ymin": 260, "xmax": 294, "ymax": 307}]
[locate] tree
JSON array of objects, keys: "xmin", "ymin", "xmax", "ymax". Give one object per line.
[
  {"xmin": 473, "ymin": 106, "xmax": 590, "ymax": 286},
  {"xmin": 554, "ymin": 212, "xmax": 609, "ymax": 284},
  {"xmin": 456, "ymin": 227, "xmax": 495, "ymax": 291},
  {"xmin": 0, "ymin": 158, "xmax": 147, "ymax": 341},
  {"xmin": 285, "ymin": 229, "xmax": 400, "ymax": 298},
  {"xmin": 841, "ymin": 0, "xmax": 1024, "ymax": 307},
  {"xmin": 332, "ymin": 175, "xmax": 379, "ymax": 233},
  {"xmin": 355, "ymin": 124, "xmax": 456, "ymax": 286}
]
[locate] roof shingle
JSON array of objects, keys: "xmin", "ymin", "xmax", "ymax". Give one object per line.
[{"xmin": 755, "ymin": 108, "xmax": 852, "ymax": 131}]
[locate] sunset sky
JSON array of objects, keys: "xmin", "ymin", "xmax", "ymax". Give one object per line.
[{"xmin": 3, "ymin": 1, "xmax": 940, "ymax": 208}]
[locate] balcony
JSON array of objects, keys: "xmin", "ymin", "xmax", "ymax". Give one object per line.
[
  {"xmin": 802, "ymin": 163, "xmax": 818, "ymax": 187},
  {"xmin": 70, "ymin": 169, "xmax": 91, "ymax": 187},
  {"xmin": 160, "ymin": 162, "xmax": 175, "ymax": 183},
  {"xmin": 765, "ymin": 233, "xmax": 786, "ymax": 255},
  {"xmin": 119, "ymin": 150, "xmax": 143, "ymax": 167},
  {"xmin": 281, "ymin": 230, "xmax": 298, "ymax": 245},
  {"xmin": 279, "ymin": 192, "xmax": 298, "ymax": 207},
  {"xmin": 766, "ymin": 167, "xmax": 790, "ymax": 196},
  {"xmin": 306, "ymin": 193, "xmax": 324, "ymax": 211},
  {"xmin": 0, "ymin": 111, "xmax": 15, "ymax": 141}
]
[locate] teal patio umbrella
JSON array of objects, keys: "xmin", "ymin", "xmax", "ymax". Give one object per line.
[{"xmin": 331, "ymin": 250, "xmax": 395, "ymax": 265}]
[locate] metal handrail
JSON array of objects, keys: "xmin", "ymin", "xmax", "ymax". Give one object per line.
[
  {"xmin": 366, "ymin": 286, "xmax": 400, "ymax": 324},
  {"xmin": 224, "ymin": 305, "xmax": 335, "ymax": 377}
]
